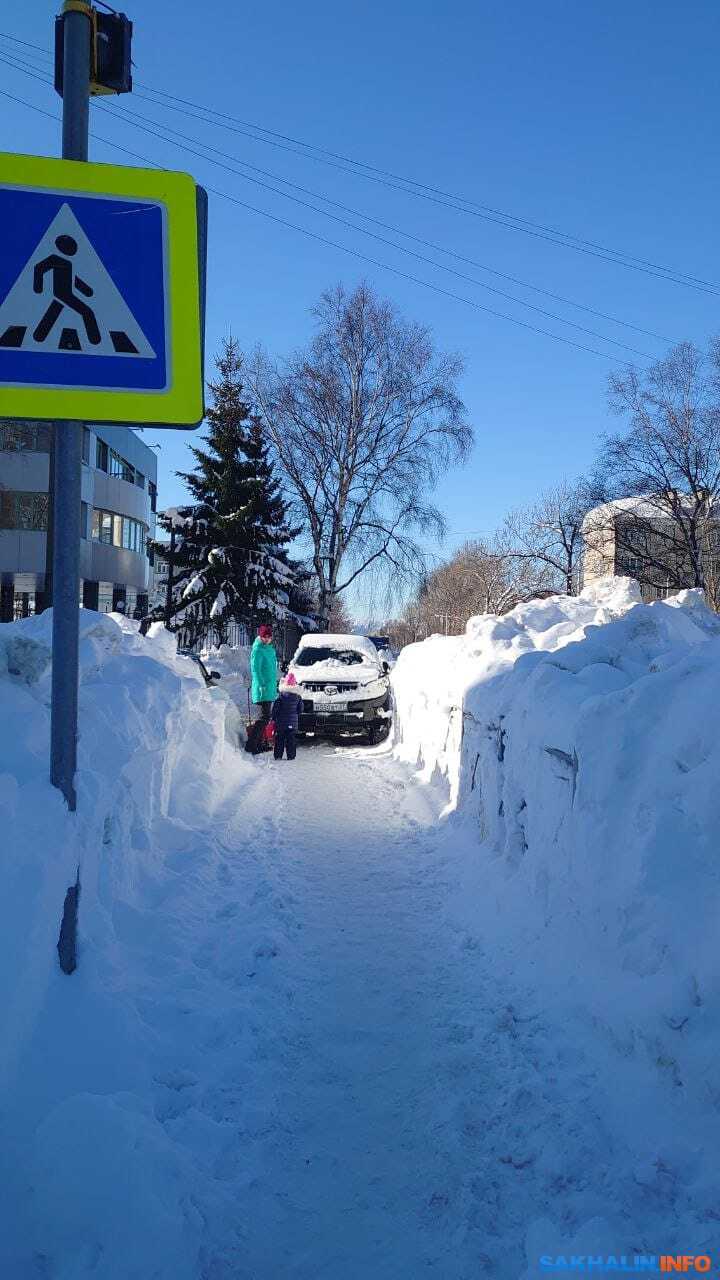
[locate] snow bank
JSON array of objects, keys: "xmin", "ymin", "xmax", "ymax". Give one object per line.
[
  {"xmin": 0, "ymin": 608, "xmax": 250, "ymax": 1278},
  {"xmin": 202, "ymin": 640, "xmax": 252, "ymax": 726},
  {"xmin": 392, "ymin": 577, "xmax": 720, "ymax": 1254}
]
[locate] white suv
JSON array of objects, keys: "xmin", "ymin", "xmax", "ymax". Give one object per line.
[{"xmin": 288, "ymin": 633, "xmax": 392, "ymax": 743}]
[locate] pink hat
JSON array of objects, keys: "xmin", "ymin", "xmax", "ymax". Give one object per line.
[{"xmin": 284, "ymin": 672, "xmax": 297, "ymax": 686}]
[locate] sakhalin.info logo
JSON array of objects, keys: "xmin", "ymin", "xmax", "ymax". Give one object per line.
[{"xmin": 538, "ymin": 1257, "xmax": 717, "ymax": 1274}]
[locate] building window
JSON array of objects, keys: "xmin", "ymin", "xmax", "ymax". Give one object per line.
[
  {"xmin": 82, "ymin": 427, "xmax": 91, "ymax": 465},
  {"xmin": 109, "ymin": 449, "xmax": 135, "ymax": 484},
  {"xmin": 618, "ymin": 524, "xmax": 650, "ymax": 554},
  {"xmin": 122, "ymin": 516, "xmax": 142, "ymax": 551},
  {"xmin": 80, "ymin": 501, "xmax": 89, "ymax": 539},
  {"xmin": 96, "ymin": 439, "xmax": 108, "ymax": 471},
  {"xmin": 135, "ymin": 470, "xmax": 145, "ymax": 490},
  {"xmin": 92, "ymin": 509, "xmax": 113, "ymax": 544},
  {"xmin": 0, "ymin": 491, "xmax": 49, "ymax": 531},
  {"xmin": 0, "ymin": 422, "xmax": 51, "ymax": 451},
  {"xmin": 13, "ymin": 591, "xmax": 37, "ymax": 620},
  {"xmin": 91, "ymin": 507, "xmax": 147, "ymax": 555},
  {"xmin": 148, "ymin": 481, "xmax": 157, "ymax": 514}
]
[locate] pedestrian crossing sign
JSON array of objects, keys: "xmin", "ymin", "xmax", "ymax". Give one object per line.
[{"xmin": 0, "ymin": 152, "xmax": 206, "ymax": 427}]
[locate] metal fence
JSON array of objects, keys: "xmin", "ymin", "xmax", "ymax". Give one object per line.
[
  {"xmin": 177, "ymin": 618, "xmax": 252, "ymax": 654},
  {"xmin": 176, "ymin": 617, "xmax": 304, "ymax": 662}
]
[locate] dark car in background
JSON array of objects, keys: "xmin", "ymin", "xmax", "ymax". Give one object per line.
[{"xmin": 369, "ymin": 635, "xmax": 390, "ymax": 652}]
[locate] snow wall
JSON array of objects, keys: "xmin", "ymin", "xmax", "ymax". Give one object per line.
[
  {"xmin": 0, "ymin": 609, "xmax": 251, "ymax": 1277},
  {"xmin": 392, "ymin": 577, "xmax": 720, "ymax": 1147},
  {"xmin": 0, "ymin": 608, "xmax": 246, "ymax": 1077}
]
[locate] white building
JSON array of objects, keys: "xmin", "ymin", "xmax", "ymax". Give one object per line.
[{"xmin": 582, "ymin": 495, "xmax": 718, "ymax": 602}]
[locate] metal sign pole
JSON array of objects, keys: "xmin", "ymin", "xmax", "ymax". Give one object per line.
[{"xmin": 50, "ymin": 0, "xmax": 91, "ymax": 811}]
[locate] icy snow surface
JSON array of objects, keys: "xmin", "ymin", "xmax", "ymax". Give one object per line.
[{"xmin": 1, "ymin": 584, "xmax": 718, "ymax": 1277}]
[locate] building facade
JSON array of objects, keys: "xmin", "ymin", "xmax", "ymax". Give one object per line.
[
  {"xmin": 581, "ymin": 496, "xmax": 718, "ymax": 602},
  {"xmin": 0, "ymin": 421, "xmax": 157, "ymax": 621}
]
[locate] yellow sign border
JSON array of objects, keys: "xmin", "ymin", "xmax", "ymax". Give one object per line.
[{"xmin": 0, "ymin": 152, "xmax": 203, "ymax": 426}]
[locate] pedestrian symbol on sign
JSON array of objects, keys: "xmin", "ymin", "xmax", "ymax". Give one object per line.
[
  {"xmin": 33, "ymin": 233, "xmax": 102, "ymax": 349},
  {"xmin": 0, "ymin": 203, "xmax": 155, "ymax": 358}
]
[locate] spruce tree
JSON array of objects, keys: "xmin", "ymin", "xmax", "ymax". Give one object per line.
[
  {"xmin": 240, "ymin": 410, "xmax": 303, "ymax": 617},
  {"xmin": 150, "ymin": 338, "xmax": 300, "ymax": 644}
]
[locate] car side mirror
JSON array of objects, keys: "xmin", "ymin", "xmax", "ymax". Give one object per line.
[
  {"xmin": 382, "ymin": 661, "xmax": 390, "ymax": 673},
  {"xmin": 209, "ymin": 671, "xmax": 221, "ymax": 682}
]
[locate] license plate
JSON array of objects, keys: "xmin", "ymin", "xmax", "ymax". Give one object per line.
[{"xmin": 315, "ymin": 700, "xmax": 347, "ymax": 712}]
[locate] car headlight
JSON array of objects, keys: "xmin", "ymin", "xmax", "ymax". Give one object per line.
[{"xmin": 359, "ymin": 676, "xmax": 387, "ymax": 695}]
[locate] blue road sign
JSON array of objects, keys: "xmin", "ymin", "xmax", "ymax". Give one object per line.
[
  {"xmin": 0, "ymin": 153, "xmax": 204, "ymax": 426},
  {"xmin": 0, "ymin": 187, "xmax": 167, "ymax": 393}
]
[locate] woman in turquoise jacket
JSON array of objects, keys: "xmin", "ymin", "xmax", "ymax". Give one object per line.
[{"xmin": 250, "ymin": 624, "xmax": 279, "ymax": 721}]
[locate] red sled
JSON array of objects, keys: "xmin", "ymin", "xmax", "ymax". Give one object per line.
[{"xmin": 245, "ymin": 720, "xmax": 273, "ymax": 755}]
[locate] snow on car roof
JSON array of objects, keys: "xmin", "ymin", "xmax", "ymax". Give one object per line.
[{"xmin": 296, "ymin": 633, "xmax": 380, "ymax": 658}]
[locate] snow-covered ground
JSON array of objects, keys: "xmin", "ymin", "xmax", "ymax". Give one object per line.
[
  {"xmin": 1, "ymin": 586, "xmax": 718, "ymax": 1277},
  {"xmin": 393, "ymin": 576, "xmax": 720, "ymax": 1263}
]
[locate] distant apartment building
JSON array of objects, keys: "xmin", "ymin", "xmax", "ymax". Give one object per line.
[
  {"xmin": 0, "ymin": 420, "xmax": 158, "ymax": 621},
  {"xmin": 582, "ymin": 496, "xmax": 719, "ymax": 602}
]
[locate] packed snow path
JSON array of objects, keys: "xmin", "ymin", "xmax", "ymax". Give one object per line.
[
  {"xmin": 7, "ymin": 737, "xmax": 684, "ymax": 1278},
  {"xmin": 67, "ymin": 740, "xmax": 656, "ymax": 1280}
]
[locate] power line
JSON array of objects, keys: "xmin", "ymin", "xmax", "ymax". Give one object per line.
[
  {"xmin": 117, "ymin": 101, "xmax": 673, "ymax": 346},
  {"xmin": 90, "ymin": 97, "xmax": 655, "ymax": 358},
  {"xmin": 0, "ymin": 31, "xmax": 52, "ymax": 58},
  {"xmin": 1, "ymin": 29, "xmax": 718, "ymax": 294},
  {"xmin": 0, "ymin": 86, "xmax": 160, "ymax": 168},
  {"xmin": 131, "ymin": 86, "xmax": 720, "ymax": 296},
  {"xmin": 0, "ymin": 55, "xmax": 654, "ymax": 357},
  {"xmin": 0, "ymin": 45, "xmax": 670, "ymax": 347},
  {"xmin": 0, "ymin": 82, "xmax": 634, "ymax": 364},
  {"xmin": 0, "ymin": 49, "xmax": 57, "ymax": 86}
]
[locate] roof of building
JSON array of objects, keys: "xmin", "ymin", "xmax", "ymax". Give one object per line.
[{"xmin": 582, "ymin": 494, "xmax": 713, "ymax": 529}]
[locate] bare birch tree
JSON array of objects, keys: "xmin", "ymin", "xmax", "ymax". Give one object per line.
[
  {"xmin": 383, "ymin": 537, "xmax": 530, "ymax": 644},
  {"xmin": 503, "ymin": 478, "xmax": 603, "ymax": 596},
  {"xmin": 599, "ymin": 340, "xmax": 720, "ymax": 607},
  {"xmin": 453, "ymin": 537, "xmax": 539, "ymax": 615},
  {"xmin": 248, "ymin": 283, "xmax": 472, "ymax": 622}
]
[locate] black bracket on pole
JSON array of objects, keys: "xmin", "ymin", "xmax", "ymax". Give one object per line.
[{"xmin": 55, "ymin": 5, "xmax": 133, "ymax": 97}]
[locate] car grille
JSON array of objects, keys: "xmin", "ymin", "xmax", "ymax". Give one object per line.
[{"xmin": 300, "ymin": 681, "xmax": 359, "ymax": 693}]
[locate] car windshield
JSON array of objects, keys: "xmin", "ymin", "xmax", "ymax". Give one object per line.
[{"xmin": 294, "ymin": 647, "xmax": 367, "ymax": 667}]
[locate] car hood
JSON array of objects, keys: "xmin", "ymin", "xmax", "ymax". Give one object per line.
[{"xmin": 290, "ymin": 659, "xmax": 384, "ymax": 685}]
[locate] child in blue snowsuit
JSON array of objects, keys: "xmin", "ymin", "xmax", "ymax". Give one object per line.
[{"xmin": 271, "ymin": 673, "xmax": 303, "ymax": 760}]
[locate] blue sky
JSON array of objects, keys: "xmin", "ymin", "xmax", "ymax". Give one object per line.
[{"xmin": 2, "ymin": 1, "xmax": 719, "ymax": 614}]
